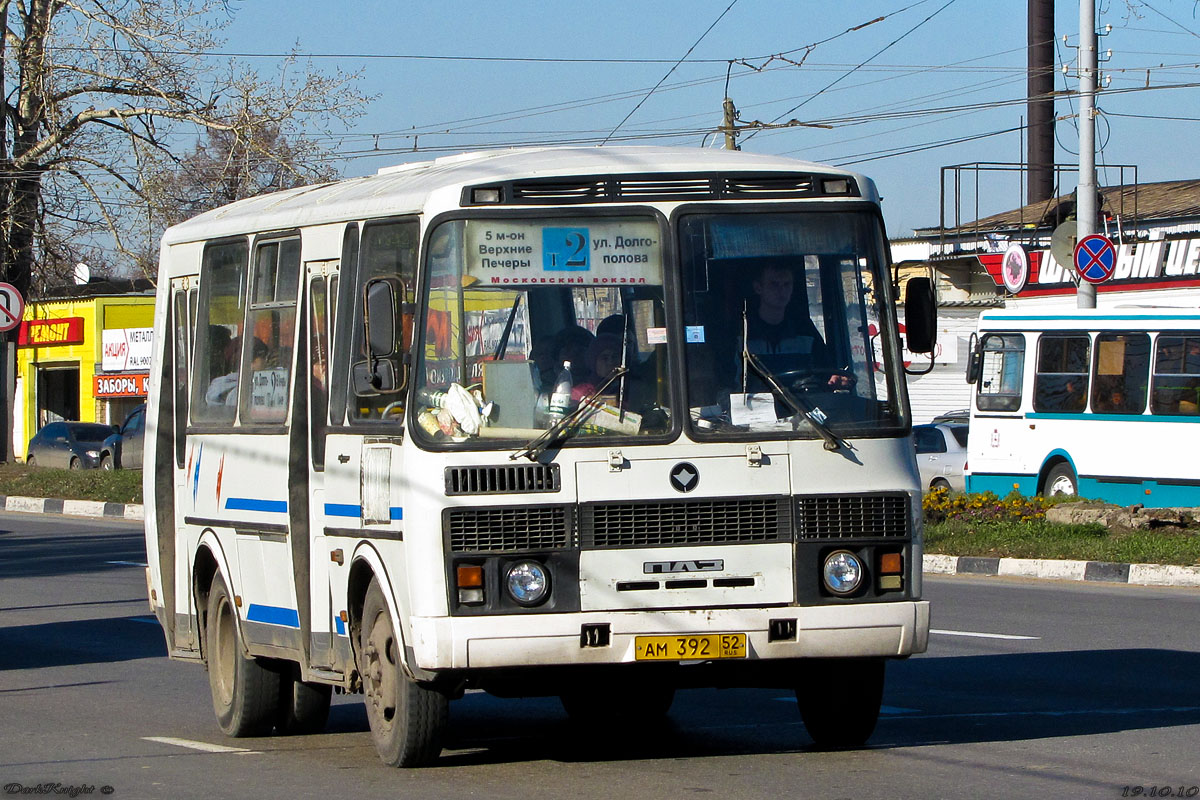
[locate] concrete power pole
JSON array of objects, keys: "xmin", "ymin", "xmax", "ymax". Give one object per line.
[{"xmin": 1077, "ymin": 0, "xmax": 1098, "ymax": 308}]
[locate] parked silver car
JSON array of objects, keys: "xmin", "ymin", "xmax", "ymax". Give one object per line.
[
  {"xmin": 99, "ymin": 403, "xmax": 146, "ymax": 470},
  {"xmin": 912, "ymin": 422, "xmax": 968, "ymax": 493}
]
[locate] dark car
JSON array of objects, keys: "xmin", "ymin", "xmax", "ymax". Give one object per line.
[
  {"xmin": 25, "ymin": 421, "xmax": 117, "ymax": 469},
  {"xmin": 100, "ymin": 404, "xmax": 146, "ymax": 470}
]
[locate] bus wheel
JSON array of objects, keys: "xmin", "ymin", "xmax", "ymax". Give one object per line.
[
  {"xmin": 1044, "ymin": 463, "xmax": 1078, "ymax": 497},
  {"xmin": 795, "ymin": 658, "xmax": 884, "ymax": 749},
  {"xmin": 930, "ymin": 478, "xmax": 952, "ymax": 492},
  {"xmin": 560, "ymin": 684, "xmax": 675, "ymax": 723},
  {"xmin": 275, "ymin": 670, "xmax": 332, "ymax": 735},
  {"xmin": 205, "ymin": 574, "xmax": 280, "ymax": 737},
  {"xmin": 359, "ymin": 579, "xmax": 447, "ymax": 767}
]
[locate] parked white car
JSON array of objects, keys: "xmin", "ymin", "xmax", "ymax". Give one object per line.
[{"xmin": 912, "ymin": 423, "xmax": 968, "ymax": 493}]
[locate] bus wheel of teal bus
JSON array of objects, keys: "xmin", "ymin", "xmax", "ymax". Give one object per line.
[
  {"xmin": 795, "ymin": 658, "xmax": 884, "ymax": 749},
  {"xmin": 1044, "ymin": 463, "xmax": 1078, "ymax": 498},
  {"xmin": 206, "ymin": 574, "xmax": 281, "ymax": 737},
  {"xmin": 360, "ymin": 579, "xmax": 447, "ymax": 767},
  {"xmin": 275, "ymin": 670, "xmax": 332, "ymax": 735},
  {"xmin": 559, "ymin": 684, "xmax": 675, "ymax": 723}
]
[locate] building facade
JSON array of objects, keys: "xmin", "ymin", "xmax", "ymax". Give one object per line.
[{"xmin": 16, "ymin": 281, "xmax": 155, "ymax": 459}]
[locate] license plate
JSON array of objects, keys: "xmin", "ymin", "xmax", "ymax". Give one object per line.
[{"xmin": 634, "ymin": 633, "xmax": 746, "ymax": 661}]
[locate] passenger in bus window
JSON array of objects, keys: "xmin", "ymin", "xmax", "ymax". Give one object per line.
[
  {"xmin": 571, "ymin": 334, "xmax": 622, "ymax": 404},
  {"xmin": 205, "ymin": 337, "xmax": 267, "ymax": 406},
  {"xmin": 737, "ymin": 262, "xmax": 850, "ymax": 391}
]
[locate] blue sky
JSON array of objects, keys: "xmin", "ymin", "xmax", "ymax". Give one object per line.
[{"xmin": 215, "ymin": 0, "xmax": 1200, "ymax": 236}]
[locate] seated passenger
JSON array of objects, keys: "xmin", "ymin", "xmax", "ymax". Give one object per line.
[
  {"xmin": 571, "ymin": 334, "xmax": 623, "ymax": 404},
  {"xmin": 735, "ymin": 262, "xmax": 850, "ymax": 391}
]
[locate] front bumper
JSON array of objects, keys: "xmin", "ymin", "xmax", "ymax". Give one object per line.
[{"xmin": 410, "ymin": 600, "xmax": 929, "ymax": 671}]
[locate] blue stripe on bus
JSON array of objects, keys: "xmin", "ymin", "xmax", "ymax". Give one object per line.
[
  {"xmin": 1028, "ymin": 412, "xmax": 1200, "ymax": 423},
  {"xmin": 965, "ymin": 474, "xmax": 1039, "ymax": 497},
  {"xmin": 325, "ymin": 503, "xmax": 361, "ymax": 517},
  {"xmin": 246, "ymin": 604, "xmax": 300, "ymax": 628},
  {"xmin": 324, "ymin": 503, "xmax": 403, "ymax": 520},
  {"xmin": 981, "ymin": 313, "xmax": 1200, "ymax": 323},
  {"xmin": 225, "ymin": 497, "xmax": 288, "ymax": 513}
]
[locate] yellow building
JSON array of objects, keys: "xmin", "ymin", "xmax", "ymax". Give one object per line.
[{"xmin": 16, "ymin": 281, "xmax": 155, "ymax": 460}]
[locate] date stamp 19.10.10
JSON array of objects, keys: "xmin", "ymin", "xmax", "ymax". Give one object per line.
[{"xmin": 1122, "ymin": 788, "xmax": 1199, "ymax": 798}]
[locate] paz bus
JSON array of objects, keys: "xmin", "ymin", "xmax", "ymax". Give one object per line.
[
  {"xmin": 142, "ymin": 146, "xmax": 935, "ymax": 767},
  {"xmin": 965, "ymin": 307, "xmax": 1200, "ymax": 506}
]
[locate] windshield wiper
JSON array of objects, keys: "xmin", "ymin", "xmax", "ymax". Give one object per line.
[
  {"xmin": 742, "ymin": 349, "xmax": 846, "ymax": 452},
  {"xmin": 511, "ymin": 366, "xmax": 629, "ymax": 462}
]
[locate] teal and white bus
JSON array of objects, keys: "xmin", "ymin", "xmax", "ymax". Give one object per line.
[
  {"xmin": 142, "ymin": 146, "xmax": 935, "ymax": 767},
  {"xmin": 966, "ymin": 306, "xmax": 1200, "ymax": 505}
]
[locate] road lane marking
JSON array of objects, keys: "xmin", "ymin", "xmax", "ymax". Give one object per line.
[
  {"xmin": 930, "ymin": 628, "xmax": 1040, "ymax": 640},
  {"xmin": 142, "ymin": 736, "xmax": 257, "ymax": 754}
]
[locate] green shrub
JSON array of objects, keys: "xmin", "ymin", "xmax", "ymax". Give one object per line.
[{"xmin": 0, "ymin": 463, "xmax": 142, "ymax": 504}]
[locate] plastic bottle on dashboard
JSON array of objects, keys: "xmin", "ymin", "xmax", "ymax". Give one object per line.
[{"xmin": 547, "ymin": 361, "xmax": 573, "ymax": 423}]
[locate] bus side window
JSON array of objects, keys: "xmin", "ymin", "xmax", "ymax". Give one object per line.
[
  {"xmin": 1092, "ymin": 333, "xmax": 1149, "ymax": 414},
  {"xmin": 976, "ymin": 333, "xmax": 1025, "ymax": 412},
  {"xmin": 191, "ymin": 241, "xmax": 249, "ymax": 423},
  {"xmin": 242, "ymin": 238, "xmax": 301, "ymax": 425},
  {"xmin": 1151, "ymin": 333, "xmax": 1200, "ymax": 415},
  {"xmin": 1034, "ymin": 334, "xmax": 1089, "ymax": 413},
  {"xmin": 310, "ymin": 276, "xmax": 329, "ymax": 468}
]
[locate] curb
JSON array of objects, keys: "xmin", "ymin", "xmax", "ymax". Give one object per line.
[
  {"xmin": 923, "ymin": 553, "xmax": 1200, "ymax": 588},
  {"xmin": 2, "ymin": 496, "xmax": 1197, "ymax": 588},
  {"xmin": 0, "ymin": 495, "xmax": 144, "ymax": 521}
]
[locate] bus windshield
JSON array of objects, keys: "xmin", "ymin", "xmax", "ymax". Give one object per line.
[
  {"xmin": 679, "ymin": 210, "xmax": 903, "ymax": 438},
  {"xmin": 413, "ymin": 214, "xmax": 673, "ymax": 446}
]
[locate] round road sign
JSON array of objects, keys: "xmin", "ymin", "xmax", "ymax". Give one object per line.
[
  {"xmin": 1073, "ymin": 234, "xmax": 1117, "ymax": 285},
  {"xmin": 0, "ymin": 282, "xmax": 24, "ymax": 332}
]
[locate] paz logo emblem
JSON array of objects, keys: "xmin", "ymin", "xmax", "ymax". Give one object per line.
[{"xmin": 669, "ymin": 462, "xmax": 699, "ymax": 493}]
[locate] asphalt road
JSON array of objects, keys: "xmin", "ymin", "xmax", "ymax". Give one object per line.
[{"xmin": 2, "ymin": 512, "xmax": 1199, "ymax": 800}]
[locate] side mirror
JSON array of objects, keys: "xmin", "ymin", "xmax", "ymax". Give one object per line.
[
  {"xmin": 357, "ymin": 277, "xmax": 408, "ymax": 395},
  {"xmin": 903, "ymin": 277, "xmax": 936, "ymax": 354},
  {"xmin": 965, "ymin": 332, "xmax": 982, "ymax": 384}
]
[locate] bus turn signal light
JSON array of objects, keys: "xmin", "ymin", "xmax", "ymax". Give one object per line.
[
  {"xmin": 880, "ymin": 553, "xmax": 902, "ymax": 574},
  {"xmin": 457, "ymin": 565, "xmax": 485, "ymax": 605}
]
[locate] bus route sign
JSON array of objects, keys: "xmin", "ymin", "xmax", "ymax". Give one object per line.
[{"xmin": 1073, "ymin": 234, "xmax": 1117, "ymax": 284}]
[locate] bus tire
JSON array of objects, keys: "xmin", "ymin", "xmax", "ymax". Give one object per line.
[
  {"xmin": 1044, "ymin": 463, "xmax": 1078, "ymax": 497},
  {"xmin": 795, "ymin": 657, "xmax": 884, "ymax": 749},
  {"xmin": 205, "ymin": 574, "xmax": 280, "ymax": 737},
  {"xmin": 560, "ymin": 684, "xmax": 675, "ymax": 723},
  {"xmin": 360, "ymin": 579, "xmax": 447, "ymax": 767},
  {"xmin": 276, "ymin": 672, "xmax": 332, "ymax": 735},
  {"xmin": 930, "ymin": 478, "xmax": 952, "ymax": 492}
]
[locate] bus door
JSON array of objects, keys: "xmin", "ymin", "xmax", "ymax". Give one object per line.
[
  {"xmin": 302, "ymin": 261, "xmax": 340, "ymax": 669},
  {"xmin": 165, "ymin": 277, "xmax": 194, "ymax": 651}
]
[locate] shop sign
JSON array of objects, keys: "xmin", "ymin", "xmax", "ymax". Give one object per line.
[
  {"xmin": 102, "ymin": 327, "xmax": 154, "ymax": 371},
  {"xmin": 94, "ymin": 373, "xmax": 150, "ymax": 398},
  {"xmin": 18, "ymin": 317, "xmax": 85, "ymax": 346}
]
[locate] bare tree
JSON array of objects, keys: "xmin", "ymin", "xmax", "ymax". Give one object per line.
[{"xmin": 0, "ymin": 0, "xmax": 367, "ymax": 297}]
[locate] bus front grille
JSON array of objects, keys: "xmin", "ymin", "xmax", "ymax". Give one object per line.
[
  {"xmin": 445, "ymin": 505, "xmax": 574, "ymax": 553},
  {"xmin": 444, "ymin": 464, "xmax": 561, "ymax": 496},
  {"xmin": 580, "ymin": 497, "xmax": 792, "ymax": 549},
  {"xmin": 795, "ymin": 493, "xmax": 910, "ymax": 539}
]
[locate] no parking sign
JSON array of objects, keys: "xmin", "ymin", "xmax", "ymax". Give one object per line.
[{"xmin": 1073, "ymin": 234, "xmax": 1117, "ymax": 284}]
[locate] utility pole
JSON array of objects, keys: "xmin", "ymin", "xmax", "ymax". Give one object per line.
[
  {"xmin": 1077, "ymin": 0, "xmax": 1098, "ymax": 309},
  {"xmin": 721, "ymin": 97, "xmax": 740, "ymax": 151}
]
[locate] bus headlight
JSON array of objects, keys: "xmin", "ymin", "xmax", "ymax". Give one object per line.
[
  {"xmin": 822, "ymin": 550, "xmax": 864, "ymax": 596},
  {"xmin": 505, "ymin": 560, "xmax": 550, "ymax": 606}
]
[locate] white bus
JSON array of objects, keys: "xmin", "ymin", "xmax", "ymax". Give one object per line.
[
  {"xmin": 965, "ymin": 306, "xmax": 1200, "ymax": 506},
  {"xmin": 143, "ymin": 146, "xmax": 934, "ymax": 767}
]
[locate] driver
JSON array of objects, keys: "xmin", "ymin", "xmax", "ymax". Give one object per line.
[{"xmin": 738, "ymin": 262, "xmax": 851, "ymax": 391}]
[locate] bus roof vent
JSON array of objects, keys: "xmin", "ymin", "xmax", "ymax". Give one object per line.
[
  {"xmin": 444, "ymin": 463, "xmax": 561, "ymax": 496},
  {"xmin": 464, "ymin": 172, "xmax": 859, "ymax": 206},
  {"xmin": 614, "ymin": 176, "xmax": 714, "ymax": 199}
]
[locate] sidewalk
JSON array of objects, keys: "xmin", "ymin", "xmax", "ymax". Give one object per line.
[{"xmin": 4, "ymin": 494, "xmax": 1199, "ymax": 588}]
